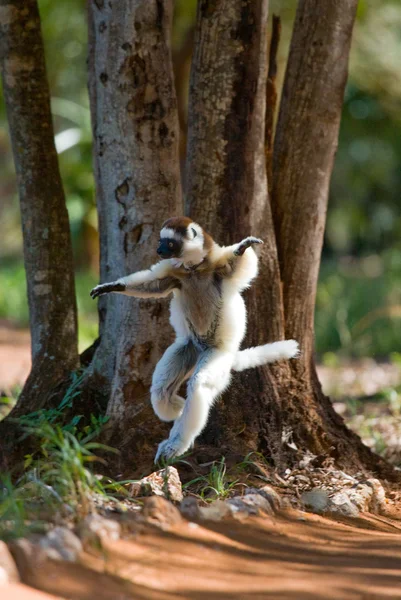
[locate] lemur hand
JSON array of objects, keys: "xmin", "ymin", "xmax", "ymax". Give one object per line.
[
  {"xmin": 234, "ymin": 236, "xmax": 264, "ymax": 256},
  {"xmin": 90, "ymin": 281, "xmax": 125, "ymax": 299}
]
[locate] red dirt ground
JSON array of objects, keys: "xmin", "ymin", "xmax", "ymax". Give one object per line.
[{"xmin": 4, "ymin": 509, "xmax": 401, "ymax": 600}]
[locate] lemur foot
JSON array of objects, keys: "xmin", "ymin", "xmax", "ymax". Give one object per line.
[
  {"xmin": 154, "ymin": 434, "xmax": 190, "ymax": 463},
  {"xmin": 90, "ymin": 281, "xmax": 125, "ymax": 299},
  {"xmin": 234, "ymin": 237, "xmax": 264, "ymax": 256}
]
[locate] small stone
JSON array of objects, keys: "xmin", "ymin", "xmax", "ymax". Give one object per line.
[
  {"xmin": 180, "ymin": 496, "xmax": 201, "ymax": 521},
  {"xmin": 245, "ymin": 485, "xmax": 282, "ymax": 511},
  {"xmin": 142, "ymin": 495, "xmax": 182, "ymax": 529},
  {"xmin": 0, "ymin": 541, "xmax": 19, "ymax": 584},
  {"xmin": 40, "ymin": 526, "xmax": 82, "ymax": 561},
  {"xmin": 129, "ymin": 466, "xmax": 183, "ymax": 503},
  {"xmin": 327, "ymin": 492, "xmax": 359, "ymax": 518},
  {"xmin": 346, "ymin": 484, "xmax": 373, "ymax": 512},
  {"xmin": 198, "ymin": 500, "xmax": 233, "ymax": 522},
  {"xmin": 364, "ymin": 479, "xmax": 387, "ymax": 512},
  {"xmin": 301, "ymin": 489, "xmax": 329, "ymax": 514},
  {"xmin": 235, "ymin": 494, "xmax": 274, "ymax": 516},
  {"xmin": 77, "ymin": 514, "xmax": 121, "ymax": 547}
]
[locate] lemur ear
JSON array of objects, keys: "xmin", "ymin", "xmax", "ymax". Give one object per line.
[{"xmin": 191, "ymin": 227, "xmax": 197, "ymax": 239}]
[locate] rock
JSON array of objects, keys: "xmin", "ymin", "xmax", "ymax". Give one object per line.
[
  {"xmin": 39, "ymin": 527, "xmax": 82, "ymax": 561},
  {"xmin": 0, "ymin": 541, "xmax": 20, "ymax": 584},
  {"xmin": 327, "ymin": 492, "xmax": 359, "ymax": 518},
  {"xmin": 227, "ymin": 494, "xmax": 273, "ymax": 517},
  {"xmin": 142, "ymin": 495, "xmax": 182, "ymax": 529},
  {"xmin": 346, "ymin": 484, "xmax": 373, "ymax": 512},
  {"xmin": 9, "ymin": 539, "xmax": 42, "ymax": 586},
  {"xmin": 129, "ymin": 466, "xmax": 183, "ymax": 503},
  {"xmin": 365, "ymin": 479, "xmax": 387, "ymax": 512},
  {"xmin": 180, "ymin": 496, "xmax": 201, "ymax": 521},
  {"xmin": 198, "ymin": 500, "xmax": 233, "ymax": 522},
  {"xmin": 77, "ymin": 514, "xmax": 121, "ymax": 547},
  {"xmin": 255, "ymin": 485, "xmax": 282, "ymax": 511},
  {"xmin": 301, "ymin": 489, "xmax": 329, "ymax": 513}
]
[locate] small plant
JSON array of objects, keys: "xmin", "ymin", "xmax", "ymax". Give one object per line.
[
  {"xmin": 17, "ymin": 369, "xmax": 87, "ymax": 432},
  {"xmin": 0, "ymin": 474, "xmax": 28, "ymax": 541},
  {"xmin": 186, "ymin": 457, "xmax": 239, "ymax": 501},
  {"xmin": 22, "ymin": 421, "xmax": 118, "ymax": 518}
]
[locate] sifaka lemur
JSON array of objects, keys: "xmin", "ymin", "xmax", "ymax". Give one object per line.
[{"xmin": 90, "ymin": 216, "xmax": 299, "ymax": 461}]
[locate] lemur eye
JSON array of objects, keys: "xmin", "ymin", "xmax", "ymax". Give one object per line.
[
  {"xmin": 191, "ymin": 227, "xmax": 197, "ymax": 238},
  {"xmin": 168, "ymin": 242, "xmax": 174, "ymax": 249}
]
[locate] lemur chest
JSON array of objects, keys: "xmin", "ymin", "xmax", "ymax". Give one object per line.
[{"xmin": 179, "ymin": 273, "xmax": 222, "ymax": 339}]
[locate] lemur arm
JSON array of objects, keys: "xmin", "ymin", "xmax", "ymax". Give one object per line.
[
  {"xmin": 212, "ymin": 236, "xmax": 263, "ymax": 269},
  {"xmin": 90, "ymin": 261, "xmax": 178, "ymax": 299}
]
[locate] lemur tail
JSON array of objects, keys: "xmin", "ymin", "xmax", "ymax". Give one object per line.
[{"xmin": 232, "ymin": 340, "xmax": 299, "ymax": 372}]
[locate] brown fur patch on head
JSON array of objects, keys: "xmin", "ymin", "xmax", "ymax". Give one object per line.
[
  {"xmin": 162, "ymin": 216, "xmax": 194, "ymax": 238},
  {"xmin": 202, "ymin": 231, "xmax": 214, "ymax": 252}
]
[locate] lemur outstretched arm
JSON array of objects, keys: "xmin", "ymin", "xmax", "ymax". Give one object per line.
[
  {"xmin": 90, "ymin": 261, "xmax": 178, "ymax": 300},
  {"xmin": 214, "ymin": 236, "xmax": 263, "ymax": 262}
]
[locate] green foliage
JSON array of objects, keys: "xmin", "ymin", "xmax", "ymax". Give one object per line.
[
  {"xmin": 0, "ymin": 263, "xmax": 98, "ymax": 352},
  {"xmin": 185, "ymin": 458, "xmax": 239, "ymax": 501},
  {"xmin": 22, "ymin": 422, "xmax": 117, "ymax": 517},
  {"xmin": 316, "ymin": 250, "xmax": 401, "ymax": 356}
]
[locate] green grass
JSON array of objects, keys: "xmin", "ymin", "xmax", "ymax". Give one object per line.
[
  {"xmin": 185, "ymin": 457, "xmax": 239, "ymax": 501},
  {"xmin": 0, "ymin": 371, "xmax": 141, "ymax": 541}
]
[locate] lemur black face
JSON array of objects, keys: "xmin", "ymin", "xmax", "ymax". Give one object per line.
[{"xmin": 157, "ymin": 237, "xmax": 183, "ymax": 259}]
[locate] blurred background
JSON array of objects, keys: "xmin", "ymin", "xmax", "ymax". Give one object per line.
[{"xmin": 0, "ymin": 1, "xmax": 400, "ymax": 457}]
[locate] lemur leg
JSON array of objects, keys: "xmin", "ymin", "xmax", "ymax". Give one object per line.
[
  {"xmin": 155, "ymin": 349, "xmax": 233, "ymax": 462},
  {"xmin": 151, "ymin": 339, "xmax": 199, "ymax": 422}
]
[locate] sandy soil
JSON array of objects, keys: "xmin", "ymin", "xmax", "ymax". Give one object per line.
[
  {"xmin": 0, "ymin": 322, "xmax": 30, "ymax": 392},
  {"xmin": 4, "ymin": 509, "xmax": 401, "ymax": 600}
]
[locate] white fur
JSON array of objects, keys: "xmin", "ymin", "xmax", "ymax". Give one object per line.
[
  {"xmin": 160, "ymin": 227, "xmax": 181, "ymax": 241},
  {"xmin": 180, "ymin": 223, "xmax": 206, "ymax": 267},
  {"xmin": 93, "ymin": 226, "xmax": 299, "ymax": 462},
  {"xmin": 233, "ymin": 340, "xmax": 299, "ymax": 372}
]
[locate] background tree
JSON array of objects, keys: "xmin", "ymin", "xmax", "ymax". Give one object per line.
[
  {"xmin": 0, "ymin": 0, "xmax": 399, "ymax": 480},
  {"xmin": 85, "ymin": 0, "xmax": 182, "ymax": 457},
  {"xmin": 0, "ymin": 0, "xmax": 78, "ymax": 424}
]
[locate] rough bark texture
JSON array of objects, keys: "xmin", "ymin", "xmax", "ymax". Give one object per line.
[
  {"xmin": 86, "ymin": 0, "xmax": 182, "ymax": 457},
  {"xmin": 185, "ymin": 0, "xmax": 288, "ymax": 463},
  {"xmin": 265, "ymin": 15, "xmax": 281, "ymax": 196},
  {"xmin": 271, "ymin": 0, "xmax": 396, "ymax": 478},
  {"xmin": 0, "ymin": 0, "xmax": 78, "ymax": 416}
]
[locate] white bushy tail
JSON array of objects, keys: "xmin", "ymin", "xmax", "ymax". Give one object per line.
[{"xmin": 232, "ymin": 340, "xmax": 299, "ymax": 372}]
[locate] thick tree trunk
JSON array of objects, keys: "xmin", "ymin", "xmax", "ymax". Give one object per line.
[
  {"xmin": 185, "ymin": 0, "xmax": 288, "ymax": 462},
  {"xmin": 184, "ymin": 0, "xmax": 397, "ymax": 479},
  {"xmin": 271, "ymin": 0, "xmax": 396, "ymax": 478},
  {"xmin": 85, "ymin": 0, "xmax": 182, "ymax": 456},
  {"xmin": 0, "ymin": 0, "xmax": 78, "ymax": 416}
]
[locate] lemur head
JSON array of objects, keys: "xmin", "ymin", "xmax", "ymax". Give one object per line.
[{"xmin": 157, "ymin": 216, "xmax": 212, "ymax": 266}]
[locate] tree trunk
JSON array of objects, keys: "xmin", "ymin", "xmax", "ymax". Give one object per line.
[
  {"xmin": 85, "ymin": 0, "xmax": 182, "ymax": 458},
  {"xmin": 0, "ymin": 0, "xmax": 78, "ymax": 416},
  {"xmin": 185, "ymin": 0, "xmax": 288, "ymax": 463},
  {"xmin": 270, "ymin": 0, "xmax": 396, "ymax": 478},
  {"xmin": 184, "ymin": 0, "xmax": 397, "ymax": 479}
]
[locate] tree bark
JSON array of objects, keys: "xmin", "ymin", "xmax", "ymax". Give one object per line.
[
  {"xmin": 86, "ymin": 0, "xmax": 182, "ymax": 457},
  {"xmin": 0, "ymin": 0, "xmax": 78, "ymax": 416},
  {"xmin": 185, "ymin": 0, "xmax": 289, "ymax": 463},
  {"xmin": 271, "ymin": 0, "xmax": 396, "ymax": 478},
  {"xmin": 183, "ymin": 0, "xmax": 397, "ymax": 480}
]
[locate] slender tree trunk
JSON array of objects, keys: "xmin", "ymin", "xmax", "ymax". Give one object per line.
[
  {"xmin": 185, "ymin": 0, "xmax": 288, "ymax": 462},
  {"xmin": 85, "ymin": 0, "xmax": 182, "ymax": 457},
  {"xmin": 0, "ymin": 0, "xmax": 78, "ymax": 417}
]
